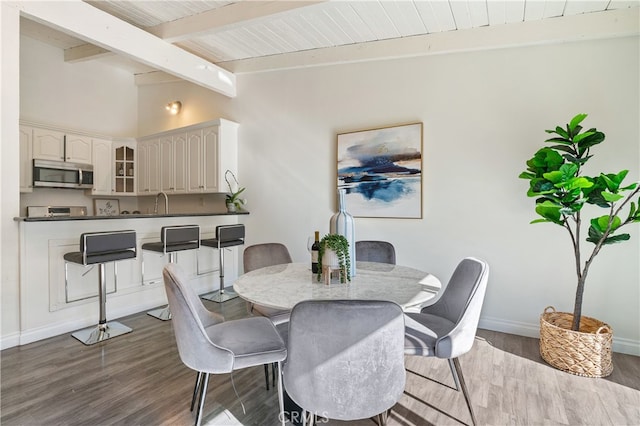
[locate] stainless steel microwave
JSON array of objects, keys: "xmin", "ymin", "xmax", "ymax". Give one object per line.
[{"xmin": 33, "ymin": 159, "xmax": 94, "ymax": 189}]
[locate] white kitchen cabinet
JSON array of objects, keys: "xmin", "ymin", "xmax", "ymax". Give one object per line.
[
  {"xmin": 113, "ymin": 141, "xmax": 135, "ymax": 194},
  {"xmin": 160, "ymin": 133, "xmax": 188, "ymax": 194},
  {"xmin": 137, "ymin": 118, "xmax": 237, "ymax": 195},
  {"xmin": 65, "ymin": 133, "xmax": 93, "ymax": 163},
  {"xmin": 32, "ymin": 127, "xmax": 92, "ymax": 163},
  {"xmin": 187, "ymin": 119, "xmax": 238, "ymax": 193},
  {"xmin": 20, "ymin": 126, "xmax": 33, "ymax": 193},
  {"xmin": 137, "ymin": 139, "xmax": 160, "ymax": 195},
  {"xmin": 91, "ymin": 138, "xmax": 112, "ymax": 195}
]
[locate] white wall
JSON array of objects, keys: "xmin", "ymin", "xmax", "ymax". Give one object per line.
[
  {"xmin": 139, "ymin": 36, "xmax": 639, "ymax": 354},
  {"xmin": 20, "ymin": 36, "xmax": 138, "ymax": 137}
]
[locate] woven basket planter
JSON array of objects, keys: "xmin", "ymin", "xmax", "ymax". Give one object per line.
[{"xmin": 539, "ymin": 306, "xmax": 613, "ymax": 378}]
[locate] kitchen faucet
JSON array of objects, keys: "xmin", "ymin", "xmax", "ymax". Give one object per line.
[{"xmin": 154, "ymin": 191, "xmax": 169, "ymax": 214}]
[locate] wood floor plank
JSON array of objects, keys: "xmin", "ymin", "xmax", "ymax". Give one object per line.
[{"xmin": 1, "ymin": 299, "xmax": 639, "ymax": 426}]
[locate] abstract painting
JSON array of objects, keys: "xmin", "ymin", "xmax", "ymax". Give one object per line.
[{"xmin": 337, "ymin": 122, "xmax": 422, "ymax": 218}]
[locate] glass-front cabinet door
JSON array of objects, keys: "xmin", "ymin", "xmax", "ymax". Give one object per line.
[{"xmin": 114, "ymin": 143, "xmax": 135, "ymax": 194}]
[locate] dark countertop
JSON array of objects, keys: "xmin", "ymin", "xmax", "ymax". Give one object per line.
[{"xmin": 15, "ymin": 211, "xmax": 249, "ymax": 222}]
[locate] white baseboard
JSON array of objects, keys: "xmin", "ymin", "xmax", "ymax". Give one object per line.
[
  {"xmin": 0, "ymin": 332, "xmax": 21, "ymax": 350},
  {"xmin": 479, "ymin": 315, "xmax": 640, "ymax": 356}
]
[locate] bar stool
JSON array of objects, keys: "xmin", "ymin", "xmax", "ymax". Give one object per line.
[
  {"xmin": 63, "ymin": 230, "xmax": 137, "ymax": 345},
  {"xmin": 142, "ymin": 225, "xmax": 200, "ymax": 320},
  {"xmin": 200, "ymin": 224, "xmax": 245, "ymax": 303}
]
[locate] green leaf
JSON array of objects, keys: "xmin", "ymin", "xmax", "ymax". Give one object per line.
[
  {"xmin": 576, "ymin": 131, "xmax": 605, "ymax": 151},
  {"xmin": 601, "ymin": 192, "xmax": 624, "ymax": 203},
  {"xmin": 572, "ymin": 131, "xmax": 596, "ymax": 144},
  {"xmin": 546, "ymin": 126, "xmax": 569, "ymax": 139},
  {"xmin": 568, "ymin": 113, "xmax": 588, "ymax": 133},
  {"xmin": 535, "ymin": 201, "xmax": 563, "ymax": 224},
  {"xmin": 603, "ymin": 234, "xmax": 631, "ymax": 245},
  {"xmin": 591, "ymin": 215, "xmax": 622, "ymax": 233}
]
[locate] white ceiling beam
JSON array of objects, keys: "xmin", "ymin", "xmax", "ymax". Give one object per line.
[
  {"xmin": 223, "ymin": 7, "xmax": 639, "ymax": 74},
  {"xmin": 64, "ymin": 43, "xmax": 110, "ymax": 63},
  {"xmin": 13, "ymin": 0, "xmax": 236, "ymax": 97},
  {"xmin": 134, "ymin": 71, "xmax": 183, "ymax": 86},
  {"xmin": 148, "ymin": 0, "xmax": 328, "ymax": 43}
]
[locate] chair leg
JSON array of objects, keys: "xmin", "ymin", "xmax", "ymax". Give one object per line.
[
  {"xmin": 277, "ymin": 361, "xmax": 286, "ymax": 426},
  {"xmin": 264, "ymin": 364, "xmax": 270, "ymax": 390},
  {"xmin": 194, "ymin": 372, "xmax": 210, "ymax": 426},
  {"xmin": 191, "ymin": 372, "xmax": 203, "ymax": 411},
  {"xmin": 451, "ymin": 357, "xmax": 477, "ymax": 426},
  {"xmin": 272, "ymin": 362, "xmax": 277, "ymax": 386}
]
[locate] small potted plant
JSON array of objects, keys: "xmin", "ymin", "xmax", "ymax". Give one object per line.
[
  {"xmin": 519, "ymin": 113, "xmax": 639, "ymax": 377},
  {"xmin": 317, "ymin": 234, "xmax": 351, "ymax": 283},
  {"xmin": 224, "ymin": 170, "xmax": 246, "ymax": 212}
]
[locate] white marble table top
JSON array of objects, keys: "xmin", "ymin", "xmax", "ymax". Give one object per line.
[{"xmin": 233, "ymin": 261, "xmax": 442, "ymax": 312}]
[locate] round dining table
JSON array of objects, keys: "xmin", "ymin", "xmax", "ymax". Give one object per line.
[{"xmin": 233, "ymin": 261, "xmax": 441, "ymax": 312}]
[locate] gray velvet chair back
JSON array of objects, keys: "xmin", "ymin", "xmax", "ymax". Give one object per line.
[
  {"xmin": 355, "ymin": 240, "xmax": 396, "ymax": 264},
  {"xmin": 243, "ymin": 243, "xmax": 293, "ymax": 273},
  {"xmin": 163, "ymin": 264, "xmax": 233, "ymax": 373},
  {"xmin": 423, "ymin": 257, "xmax": 489, "ymax": 358},
  {"xmin": 283, "ymin": 299, "xmax": 405, "ymax": 421}
]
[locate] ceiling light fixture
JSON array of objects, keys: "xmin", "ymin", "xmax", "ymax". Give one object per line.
[{"xmin": 165, "ymin": 101, "xmax": 182, "ymax": 115}]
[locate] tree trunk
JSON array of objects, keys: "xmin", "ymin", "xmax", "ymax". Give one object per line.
[{"xmin": 572, "ymin": 277, "xmax": 586, "ymax": 331}]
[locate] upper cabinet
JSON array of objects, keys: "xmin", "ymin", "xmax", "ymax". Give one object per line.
[
  {"xmin": 113, "ymin": 142, "xmax": 136, "ymax": 195},
  {"xmin": 137, "ymin": 138, "xmax": 160, "ymax": 195},
  {"xmin": 91, "ymin": 138, "xmax": 112, "ymax": 195},
  {"xmin": 32, "ymin": 128, "xmax": 92, "ymax": 164},
  {"xmin": 138, "ymin": 118, "xmax": 237, "ymax": 195}
]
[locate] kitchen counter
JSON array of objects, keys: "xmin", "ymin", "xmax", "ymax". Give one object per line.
[
  {"xmin": 16, "ymin": 213, "xmax": 245, "ymax": 346},
  {"xmin": 15, "ymin": 211, "xmax": 249, "ymax": 221}
]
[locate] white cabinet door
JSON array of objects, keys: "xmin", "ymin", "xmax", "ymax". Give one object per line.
[
  {"xmin": 187, "ymin": 126, "xmax": 220, "ymax": 193},
  {"xmin": 65, "ymin": 133, "xmax": 92, "ymax": 163},
  {"xmin": 137, "ymin": 139, "xmax": 160, "ymax": 194},
  {"xmin": 91, "ymin": 138, "xmax": 112, "ymax": 195},
  {"xmin": 202, "ymin": 126, "xmax": 219, "ymax": 192},
  {"xmin": 20, "ymin": 126, "xmax": 33, "ymax": 192},
  {"xmin": 137, "ymin": 141, "xmax": 149, "ymax": 194},
  {"xmin": 33, "ymin": 128, "xmax": 65, "ymax": 161},
  {"xmin": 147, "ymin": 139, "xmax": 161, "ymax": 194},
  {"xmin": 173, "ymin": 133, "xmax": 188, "ymax": 193},
  {"xmin": 187, "ymin": 130, "xmax": 204, "ymax": 192},
  {"xmin": 160, "ymin": 135, "xmax": 174, "ymax": 192}
]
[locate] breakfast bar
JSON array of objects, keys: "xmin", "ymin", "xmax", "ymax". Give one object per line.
[{"xmin": 15, "ymin": 211, "xmax": 247, "ymax": 345}]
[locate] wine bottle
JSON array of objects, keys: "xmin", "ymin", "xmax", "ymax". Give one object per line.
[{"xmin": 311, "ymin": 231, "xmax": 320, "ymax": 273}]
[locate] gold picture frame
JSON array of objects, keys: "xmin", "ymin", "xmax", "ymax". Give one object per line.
[{"xmin": 93, "ymin": 199, "xmax": 120, "ymax": 216}]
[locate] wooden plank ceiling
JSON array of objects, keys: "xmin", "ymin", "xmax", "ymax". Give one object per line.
[{"xmin": 21, "ymin": 0, "xmax": 639, "ymax": 76}]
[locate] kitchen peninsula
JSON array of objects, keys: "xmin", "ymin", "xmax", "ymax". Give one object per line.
[{"xmin": 16, "ymin": 211, "xmax": 247, "ymax": 345}]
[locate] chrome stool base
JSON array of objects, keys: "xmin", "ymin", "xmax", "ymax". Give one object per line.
[
  {"xmin": 201, "ymin": 288, "xmax": 239, "ymax": 303},
  {"xmin": 71, "ymin": 321, "xmax": 132, "ymax": 345},
  {"xmin": 147, "ymin": 306, "xmax": 172, "ymax": 321}
]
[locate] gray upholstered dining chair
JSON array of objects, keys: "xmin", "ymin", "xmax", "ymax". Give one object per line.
[
  {"xmin": 163, "ymin": 263, "xmax": 287, "ymax": 426},
  {"xmin": 404, "ymin": 257, "xmax": 489, "ymax": 426},
  {"xmin": 279, "ymin": 299, "xmax": 406, "ymax": 426},
  {"xmin": 243, "ymin": 242, "xmax": 293, "ymax": 390},
  {"xmin": 243, "ymin": 242, "xmax": 293, "ymax": 325},
  {"xmin": 355, "ymin": 240, "xmax": 396, "ymax": 264}
]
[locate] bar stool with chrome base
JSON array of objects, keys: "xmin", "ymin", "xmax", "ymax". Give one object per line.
[
  {"xmin": 142, "ymin": 225, "xmax": 200, "ymax": 320},
  {"xmin": 200, "ymin": 224, "xmax": 245, "ymax": 303},
  {"xmin": 63, "ymin": 230, "xmax": 137, "ymax": 345}
]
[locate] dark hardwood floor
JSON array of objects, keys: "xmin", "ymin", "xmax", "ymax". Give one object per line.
[{"xmin": 2, "ymin": 297, "xmax": 639, "ymax": 426}]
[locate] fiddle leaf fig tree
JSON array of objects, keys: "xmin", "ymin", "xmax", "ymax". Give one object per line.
[{"xmin": 519, "ymin": 114, "xmax": 640, "ymax": 331}]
